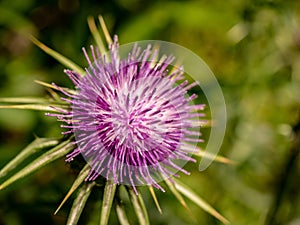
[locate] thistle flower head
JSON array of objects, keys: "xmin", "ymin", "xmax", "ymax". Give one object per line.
[
  {"xmin": 0, "ymin": 16, "xmax": 230, "ymax": 224},
  {"xmin": 52, "ymin": 36, "xmax": 204, "ymax": 190}
]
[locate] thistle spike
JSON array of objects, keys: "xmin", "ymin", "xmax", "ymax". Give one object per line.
[
  {"xmin": 87, "ymin": 16, "xmax": 106, "ymax": 54},
  {"xmin": 54, "ymin": 164, "xmax": 91, "ymax": 215},
  {"xmin": 99, "ymin": 15, "xmax": 113, "ymax": 45},
  {"xmin": 66, "ymin": 182, "xmax": 95, "ymax": 225},
  {"xmin": 30, "ymin": 36, "xmax": 85, "ymax": 75}
]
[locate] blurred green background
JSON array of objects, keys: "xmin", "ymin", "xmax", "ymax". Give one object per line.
[{"xmin": 0, "ymin": 0, "xmax": 300, "ymax": 224}]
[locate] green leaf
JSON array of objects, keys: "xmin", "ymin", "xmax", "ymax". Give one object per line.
[
  {"xmin": 54, "ymin": 164, "xmax": 91, "ymax": 215},
  {"xmin": 66, "ymin": 182, "xmax": 95, "ymax": 225},
  {"xmin": 0, "ymin": 104, "xmax": 67, "ymax": 112},
  {"xmin": 148, "ymin": 186, "xmax": 162, "ymax": 214},
  {"xmin": 174, "ymin": 179, "xmax": 229, "ymax": 224},
  {"xmin": 127, "ymin": 188, "xmax": 150, "ymax": 225},
  {"xmin": 0, "ymin": 97, "xmax": 54, "ymax": 104},
  {"xmin": 116, "ymin": 200, "xmax": 130, "ymax": 225},
  {"xmin": 30, "ymin": 36, "xmax": 85, "ymax": 75},
  {"xmin": 0, "ymin": 139, "xmax": 74, "ymax": 190},
  {"xmin": 0, "ymin": 137, "xmax": 59, "ymax": 178},
  {"xmin": 100, "ymin": 180, "xmax": 117, "ymax": 225}
]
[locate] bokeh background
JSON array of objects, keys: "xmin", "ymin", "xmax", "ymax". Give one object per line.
[{"xmin": 0, "ymin": 0, "xmax": 300, "ymax": 224}]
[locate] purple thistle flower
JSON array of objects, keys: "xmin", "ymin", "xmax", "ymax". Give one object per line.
[{"xmin": 50, "ymin": 36, "xmax": 205, "ymax": 192}]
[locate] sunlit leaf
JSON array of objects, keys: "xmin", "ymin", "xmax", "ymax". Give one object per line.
[
  {"xmin": 100, "ymin": 180, "xmax": 117, "ymax": 225},
  {"xmin": 174, "ymin": 179, "xmax": 229, "ymax": 224},
  {"xmin": 66, "ymin": 182, "xmax": 95, "ymax": 225},
  {"xmin": 0, "ymin": 139, "xmax": 74, "ymax": 190},
  {"xmin": 0, "ymin": 137, "xmax": 59, "ymax": 178},
  {"xmin": 193, "ymin": 149, "xmax": 235, "ymax": 164},
  {"xmin": 164, "ymin": 178, "xmax": 190, "ymax": 212},
  {"xmin": 148, "ymin": 186, "xmax": 162, "ymax": 214},
  {"xmin": 54, "ymin": 164, "xmax": 91, "ymax": 215}
]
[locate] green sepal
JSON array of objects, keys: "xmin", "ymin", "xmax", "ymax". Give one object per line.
[
  {"xmin": 54, "ymin": 164, "xmax": 91, "ymax": 215},
  {"xmin": 66, "ymin": 182, "xmax": 95, "ymax": 225},
  {"xmin": 0, "ymin": 139, "xmax": 74, "ymax": 190},
  {"xmin": 116, "ymin": 199, "xmax": 130, "ymax": 225},
  {"xmin": 0, "ymin": 137, "xmax": 59, "ymax": 178},
  {"xmin": 100, "ymin": 180, "xmax": 117, "ymax": 225},
  {"xmin": 127, "ymin": 187, "xmax": 150, "ymax": 225}
]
